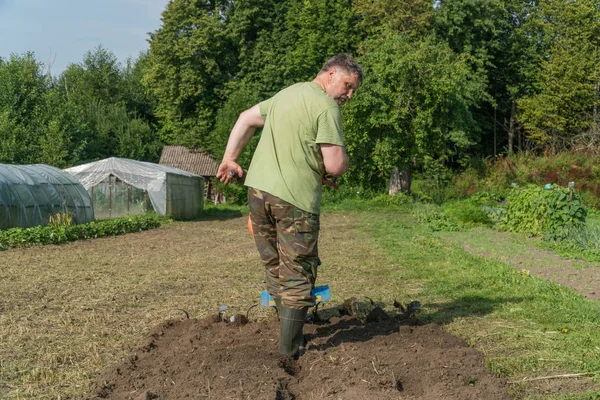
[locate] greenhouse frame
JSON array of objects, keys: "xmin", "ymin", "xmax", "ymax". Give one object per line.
[
  {"xmin": 0, "ymin": 164, "xmax": 94, "ymax": 230},
  {"xmin": 64, "ymin": 157, "xmax": 204, "ymax": 220}
]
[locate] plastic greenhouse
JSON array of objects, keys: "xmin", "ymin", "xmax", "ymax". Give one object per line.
[
  {"xmin": 64, "ymin": 157, "xmax": 204, "ymax": 220},
  {"xmin": 0, "ymin": 164, "xmax": 94, "ymax": 230}
]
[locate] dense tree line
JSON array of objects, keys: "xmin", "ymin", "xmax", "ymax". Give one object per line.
[
  {"xmin": 0, "ymin": 48, "xmax": 160, "ymax": 167},
  {"xmin": 0, "ymin": 0, "xmax": 598, "ymax": 191}
]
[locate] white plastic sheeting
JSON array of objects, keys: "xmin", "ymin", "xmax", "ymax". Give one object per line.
[
  {"xmin": 0, "ymin": 164, "xmax": 94, "ymax": 229},
  {"xmin": 64, "ymin": 157, "xmax": 204, "ymax": 219}
]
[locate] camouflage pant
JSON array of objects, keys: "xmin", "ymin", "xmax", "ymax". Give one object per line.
[{"xmin": 248, "ymin": 188, "xmax": 320, "ymax": 309}]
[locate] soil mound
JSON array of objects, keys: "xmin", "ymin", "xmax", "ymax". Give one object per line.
[{"xmin": 88, "ymin": 309, "xmax": 509, "ymax": 400}]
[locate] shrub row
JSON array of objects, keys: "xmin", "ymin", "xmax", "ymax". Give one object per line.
[{"xmin": 0, "ymin": 214, "xmax": 162, "ymax": 250}]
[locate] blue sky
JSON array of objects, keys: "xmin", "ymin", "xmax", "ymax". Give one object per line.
[{"xmin": 0, "ymin": 0, "xmax": 170, "ymax": 76}]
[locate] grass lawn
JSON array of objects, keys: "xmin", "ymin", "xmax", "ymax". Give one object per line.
[{"xmin": 1, "ymin": 203, "xmax": 599, "ymax": 399}]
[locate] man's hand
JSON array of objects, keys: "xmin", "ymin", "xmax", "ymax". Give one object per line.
[{"xmin": 216, "ymin": 159, "xmax": 244, "ymax": 184}]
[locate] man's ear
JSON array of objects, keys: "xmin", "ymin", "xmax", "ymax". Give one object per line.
[{"xmin": 328, "ymin": 68, "xmax": 336, "ymax": 81}]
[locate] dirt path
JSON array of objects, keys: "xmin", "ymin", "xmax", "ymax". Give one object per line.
[{"xmin": 439, "ymin": 228, "xmax": 600, "ymax": 301}]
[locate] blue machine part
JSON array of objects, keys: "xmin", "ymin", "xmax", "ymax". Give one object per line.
[{"xmin": 260, "ymin": 285, "xmax": 331, "ymax": 307}]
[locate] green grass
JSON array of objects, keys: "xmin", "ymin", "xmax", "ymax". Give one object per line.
[{"xmin": 328, "ymin": 199, "xmax": 600, "ymax": 399}]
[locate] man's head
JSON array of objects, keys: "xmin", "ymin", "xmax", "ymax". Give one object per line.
[{"xmin": 316, "ymin": 54, "xmax": 363, "ymax": 105}]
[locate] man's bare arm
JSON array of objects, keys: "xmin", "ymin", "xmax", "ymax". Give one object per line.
[
  {"xmin": 216, "ymin": 104, "xmax": 264, "ymax": 184},
  {"xmin": 320, "ymin": 144, "xmax": 349, "ymax": 177}
]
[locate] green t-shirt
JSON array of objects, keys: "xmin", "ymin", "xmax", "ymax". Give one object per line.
[{"xmin": 244, "ymin": 82, "xmax": 344, "ymax": 214}]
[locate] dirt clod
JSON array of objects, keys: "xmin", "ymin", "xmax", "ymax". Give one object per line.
[
  {"xmin": 366, "ymin": 306, "xmax": 390, "ymax": 322},
  {"xmin": 395, "ymin": 379, "xmax": 404, "ymax": 392}
]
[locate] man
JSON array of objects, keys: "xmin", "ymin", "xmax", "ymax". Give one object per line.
[{"xmin": 216, "ymin": 54, "xmax": 363, "ymax": 359}]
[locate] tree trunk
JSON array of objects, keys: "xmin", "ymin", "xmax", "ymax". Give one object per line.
[
  {"xmin": 389, "ymin": 167, "xmax": 411, "ymax": 195},
  {"xmin": 508, "ymin": 100, "xmax": 516, "ymax": 154}
]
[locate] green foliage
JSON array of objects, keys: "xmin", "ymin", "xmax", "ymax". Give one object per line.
[
  {"xmin": 540, "ymin": 227, "xmax": 600, "ymax": 262},
  {"xmin": 414, "ymin": 208, "xmax": 461, "ymax": 232},
  {"xmin": 452, "ymin": 153, "xmax": 600, "ymax": 209},
  {"xmin": 410, "ymin": 157, "xmax": 453, "ymax": 204},
  {"xmin": 450, "ymin": 167, "xmax": 481, "ymax": 198},
  {"xmin": 321, "ymin": 184, "xmax": 379, "ymax": 206},
  {"xmin": 413, "ymin": 193, "xmax": 499, "ymax": 232},
  {"xmin": 354, "ymin": 0, "xmax": 433, "ymax": 37},
  {"xmin": 2, "ymin": 0, "xmax": 600, "ymax": 205},
  {"xmin": 0, "ymin": 53, "xmax": 49, "ymax": 164},
  {"xmin": 0, "ymin": 214, "xmax": 162, "ymax": 250},
  {"xmin": 468, "ymin": 190, "xmax": 506, "ymax": 206},
  {"xmin": 0, "ymin": 47, "xmax": 160, "ymax": 167},
  {"xmin": 499, "ymin": 187, "xmax": 548, "ymax": 236},
  {"xmin": 211, "ymin": 178, "xmax": 249, "ymax": 205},
  {"xmin": 500, "ymin": 185, "xmax": 587, "ymax": 240},
  {"xmin": 143, "ymin": 0, "xmax": 236, "ymax": 148},
  {"xmin": 319, "ymin": 185, "xmax": 414, "ymax": 212},
  {"xmin": 209, "ymin": 80, "xmax": 261, "ymax": 163},
  {"xmin": 58, "ymin": 47, "xmax": 161, "ymax": 163},
  {"xmin": 443, "ymin": 201, "xmax": 494, "ymax": 227},
  {"xmin": 342, "ymin": 33, "xmax": 488, "ymax": 191},
  {"xmin": 369, "ymin": 193, "xmax": 413, "ymax": 207},
  {"xmin": 517, "ymin": 0, "xmax": 600, "ymax": 151},
  {"xmin": 282, "ymin": 0, "xmax": 361, "ymax": 84}
]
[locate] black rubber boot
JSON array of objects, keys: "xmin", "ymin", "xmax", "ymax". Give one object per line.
[{"xmin": 279, "ymin": 306, "xmax": 308, "ymax": 358}]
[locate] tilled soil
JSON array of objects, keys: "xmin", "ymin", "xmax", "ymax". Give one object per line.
[{"xmin": 89, "ymin": 309, "xmax": 509, "ymax": 400}]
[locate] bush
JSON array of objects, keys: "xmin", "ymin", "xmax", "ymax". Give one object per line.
[
  {"xmin": 443, "ymin": 201, "xmax": 493, "ymax": 227},
  {"xmin": 411, "ymin": 158, "xmax": 453, "ymax": 204},
  {"xmin": 468, "ymin": 190, "xmax": 507, "ymax": 206},
  {"xmin": 450, "ymin": 167, "xmax": 482, "ymax": 198},
  {"xmin": 0, "ymin": 214, "xmax": 162, "ymax": 250},
  {"xmin": 499, "ymin": 185, "xmax": 586, "ymax": 240}
]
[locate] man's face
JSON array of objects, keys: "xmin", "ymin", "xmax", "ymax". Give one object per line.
[{"xmin": 326, "ymin": 68, "xmax": 360, "ymax": 105}]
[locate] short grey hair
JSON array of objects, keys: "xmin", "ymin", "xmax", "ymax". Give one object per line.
[{"xmin": 319, "ymin": 53, "xmax": 363, "ymax": 85}]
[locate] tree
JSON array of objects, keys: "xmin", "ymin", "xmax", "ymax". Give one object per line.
[
  {"xmin": 54, "ymin": 47, "xmax": 161, "ymax": 164},
  {"xmin": 434, "ymin": 0, "xmax": 540, "ymax": 155},
  {"xmin": 143, "ymin": 0, "xmax": 236, "ymax": 147},
  {"xmin": 282, "ymin": 0, "xmax": 362, "ymax": 83},
  {"xmin": 354, "ymin": 0, "xmax": 434, "ymax": 37},
  {"xmin": 0, "ymin": 53, "xmax": 49, "ymax": 164},
  {"xmin": 59, "ymin": 46, "xmax": 123, "ymax": 106},
  {"xmin": 343, "ymin": 34, "xmax": 488, "ymax": 191},
  {"xmin": 121, "ymin": 51, "xmax": 158, "ymax": 128},
  {"xmin": 518, "ymin": 0, "xmax": 600, "ymax": 153}
]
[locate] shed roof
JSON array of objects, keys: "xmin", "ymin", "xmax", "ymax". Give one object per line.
[{"xmin": 159, "ymin": 146, "xmax": 219, "ymax": 177}]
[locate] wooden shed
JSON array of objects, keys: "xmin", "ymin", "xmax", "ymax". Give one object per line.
[{"xmin": 159, "ymin": 146, "xmax": 224, "ymax": 204}]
